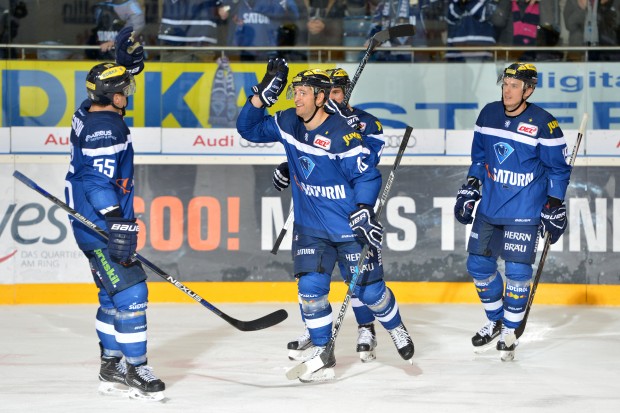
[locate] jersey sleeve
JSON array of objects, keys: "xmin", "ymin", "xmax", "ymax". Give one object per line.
[
  {"xmin": 467, "ymin": 105, "xmax": 489, "ymax": 182},
  {"xmin": 236, "ymin": 98, "xmax": 282, "ymax": 143},
  {"xmin": 538, "ymin": 117, "xmax": 571, "ymax": 200}
]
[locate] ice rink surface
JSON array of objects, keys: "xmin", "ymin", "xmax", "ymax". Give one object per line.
[{"xmin": 1, "ymin": 302, "xmax": 619, "ymax": 413}]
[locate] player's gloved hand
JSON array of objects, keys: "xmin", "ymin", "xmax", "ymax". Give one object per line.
[
  {"xmin": 105, "ymin": 216, "xmax": 139, "ymax": 265},
  {"xmin": 539, "ymin": 197, "xmax": 567, "ymax": 244},
  {"xmin": 115, "ymin": 26, "xmax": 144, "ymax": 75},
  {"xmin": 454, "ymin": 177, "xmax": 481, "ymax": 225},
  {"xmin": 349, "ymin": 205, "xmax": 383, "ymax": 250},
  {"xmin": 324, "ymin": 99, "xmax": 362, "ymax": 130},
  {"xmin": 273, "ymin": 161, "xmax": 290, "ymax": 191},
  {"xmin": 252, "ymin": 58, "xmax": 289, "ymax": 107}
]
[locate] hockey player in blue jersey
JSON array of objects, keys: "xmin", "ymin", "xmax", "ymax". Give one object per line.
[
  {"xmin": 237, "ymin": 60, "xmax": 413, "ymax": 382},
  {"xmin": 65, "ymin": 30, "xmax": 165, "ymax": 400},
  {"xmin": 274, "ymin": 67, "xmax": 386, "ymax": 364},
  {"xmin": 454, "ymin": 62, "xmax": 571, "ymax": 361}
]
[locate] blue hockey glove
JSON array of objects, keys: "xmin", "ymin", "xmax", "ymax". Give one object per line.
[
  {"xmin": 105, "ymin": 216, "xmax": 139, "ymax": 265},
  {"xmin": 349, "ymin": 205, "xmax": 383, "ymax": 250},
  {"xmin": 273, "ymin": 161, "xmax": 290, "ymax": 191},
  {"xmin": 454, "ymin": 177, "xmax": 481, "ymax": 225},
  {"xmin": 324, "ymin": 99, "xmax": 362, "ymax": 130},
  {"xmin": 115, "ymin": 26, "xmax": 144, "ymax": 75},
  {"xmin": 252, "ymin": 58, "xmax": 289, "ymax": 107},
  {"xmin": 539, "ymin": 197, "xmax": 567, "ymax": 244}
]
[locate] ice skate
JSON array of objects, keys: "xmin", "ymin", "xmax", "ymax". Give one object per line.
[
  {"xmin": 98, "ymin": 355, "xmax": 129, "ymax": 396},
  {"xmin": 497, "ymin": 325, "xmax": 518, "ymax": 362},
  {"xmin": 472, "ymin": 319, "xmax": 502, "ymax": 353},
  {"xmin": 388, "ymin": 322, "xmax": 414, "ymax": 363},
  {"xmin": 125, "ymin": 362, "xmax": 166, "ymax": 401},
  {"xmin": 287, "ymin": 328, "xmax": 312, "ymax": 361},
  {"xmin": 298, "ymin": 346, "xmax": 336, "ymax": 383},
  {"xmin": 356, "ymin": 323, "xmax": 377, "ymax": 363}
]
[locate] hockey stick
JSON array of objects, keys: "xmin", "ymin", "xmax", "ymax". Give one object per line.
[
  {"xmin": 271, "ymin": 200, "xmax": 294, "ymax": 255},
  {"xmin": 514, "ymin": 113, "xmax": 588, "ymax": 340},
  {"xmin": 286, "ymin": 126, "xmax": 413, "ymax": 380},
  {"xmin": 13, "ymin": 170, "xmax": 288, "ymax": 332},
  {"xmin": 344, "ymin": 24, "xmax": 416, "ymax": 105}
]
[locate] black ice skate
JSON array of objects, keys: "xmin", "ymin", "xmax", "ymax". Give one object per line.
[
  {"xmin": 125, "ymin": 362, "xmax": 166, "ymax": 401},
  {"xmin": 356, "ymin": 323, "xmax": 377, "ymax": 363},
  {"xmin": 98, "ymin": 355, "xmax": 128, "ymax": 396},
  {"xmin": 298, "ymin": 346, "xmax": 336, "ymax": 383},
  {"xmin": 496, "ymin": 325, "xmax": 518, "ymax": 362},
  {"xmin": 287, "ymin": 328, "xmax": 313, "ymax": 361},
  {"xmin": 388, "ymin": 322, "xmax": 414, "ymax": 363},
  {"xmin": 472, "ymin": 319, "xmax": 502, "ymax": 353}
]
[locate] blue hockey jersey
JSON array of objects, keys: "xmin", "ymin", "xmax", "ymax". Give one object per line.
[
  {"xmin": 467, "ymin": 101, "xmax": 571, "ymax": 225},
  {"xmin": 237, "ymin": 101, "xmax": 382, "ymax": 242},
  {"xmin": 65, "ymin": 99, "xmax": 136, "ymax": 251}
]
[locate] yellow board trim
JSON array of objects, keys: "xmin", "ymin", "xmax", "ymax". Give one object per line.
[{"xmin": 1, "ymin": 282, "xmax": 620, "ymax": 306}]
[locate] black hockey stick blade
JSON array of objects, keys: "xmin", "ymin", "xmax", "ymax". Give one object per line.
[
  {"xmin": 372, "ymin": 24, "xmax": 415, "ymax": 45},
  {"xmin": 13, "ymin": 170, "xmax": 288, "ymax": 332}
]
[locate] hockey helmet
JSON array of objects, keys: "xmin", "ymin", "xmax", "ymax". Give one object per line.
[
  {"xmin": 86, "ymin": 63, "xmax": 136, "ymax": 105},
  {"xmin": 326, "ymin": 68, "xmax": 351, "ymax": 95},
  {"xmin": 286, "ymin": 69, "xmax": 332, "ymax": 99},
  {"xmin": 497, "ymin": 62, "xmax": 538, "ymax": 88}
]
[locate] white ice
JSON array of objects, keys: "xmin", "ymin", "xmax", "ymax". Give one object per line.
[{"xmin": 1, "ymin": 303, "xmax": 619, "ymax": 412}]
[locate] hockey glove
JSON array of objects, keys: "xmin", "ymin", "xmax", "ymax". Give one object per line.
[
  {"xmin": 273, "ymin": 161, "xmax": 290, "ymax": 191},
  {"xmin": 324, "ymin": 99, "xmax": 362, "ymax": 131},
  {"xmin": 252, "ymin": 58, "xmax": 289, "ymax": 107},
  {"xmin": 105, "ymin": 217, "xmax": 139, "ymax": 265},
  {"xmin": 454, "ymin": 177, "xmax": 481, "ymax": 225},
  {"xmin": 539, "ymin": 197, "xmax": 567, "ymax": 244},
  {"xmin": 349, "ymin": 205, "xmax": 383, "ymax": 250},
  {"xmin": 115, "ymin": 26, "xmax": 144, "ymax": 75}
]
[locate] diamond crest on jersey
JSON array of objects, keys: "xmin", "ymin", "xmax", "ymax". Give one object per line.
[
  {"xmin": 299, "ymin": 156, "xmax": 315, "ymax": 179},
  {"xmin": 493, "ymin": 142, "xmax": 514, "ymax": 164}
]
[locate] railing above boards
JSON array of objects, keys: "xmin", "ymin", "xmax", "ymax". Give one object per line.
[{"xmin": 2, "ymin": 43, "xmax": 620, "ymax": 63}]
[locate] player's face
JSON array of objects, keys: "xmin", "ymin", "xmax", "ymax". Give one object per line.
[
  {"xmin": 293, "ymin": 85, "xmax": 319, "ymax": 118},
  {"xmin": 329, "ymin": 87, "xmax": 345, "ymax": 103},
  {"xmin": 501, "ymin": 78, "xmax": 528, "ymax": 111}
]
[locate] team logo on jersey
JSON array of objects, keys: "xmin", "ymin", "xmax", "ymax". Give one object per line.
[
  {"xmin": 298, "ymin": 156, "xmax": 315, "ymax": 179},
  {"xmin": 504, "ymin": 120, "xmax": 511, "ymax": 128},
  {"xmin": 313, "ymin": 135, "xmax": 331, "ymax": 150},
  {"xmin": 493, "ymin": 142, "xmax": 514, "ymax": 164},
  {"xmin": 517, "ymin": 122, "xmax": 538, "ymax": 137}
]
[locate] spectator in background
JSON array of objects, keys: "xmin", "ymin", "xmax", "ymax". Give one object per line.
[
  {"xmin": 0, "ymin": 0, "xmax": 27, "ymax": 58},
  {"xmin": 225, "ymin": 0, "xmax": 299, "ymax": 61},
  {"xmin": 158, "ymin": 0, "xmax": 229, "ymax": 62},
  {"xmin": 564, "ymin": 0, "xmax": 620, "ymax": 61},
  {"xmin": 491, "ymin": 0, "xmax": 562, "ymax": 61},
  {"xmin": 369, "ymin": 0, "xmax": 441, "ymax": 62},
  {"xmin": 301, "ymin": 0, "xmax": 347, "ymax": 60},
  {"xmin": 491, "ymin": 0, "xmax": 540, "ymax": 60},
  {"xmin": 85, "ymin": 1, "xmax": 145, "ymax": 61},
  {"xmin": 445, "ymin": 0, "xmax": 496, "ymax": 62}
]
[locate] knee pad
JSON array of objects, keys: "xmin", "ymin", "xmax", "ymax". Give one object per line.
[
  {"xmin": 357, "ymin": 281, "xmax": 391, "ymax": 314},
  {"xmin": 467, "ymin": 254, "xmax": 498, "ymax": 281},
  {"xmin": 506, "ymin": 261, "xmax": 533, "ymax": 282},
  {"xmin": 112, "ymin": 281, "xmax": 148, "ymax": 312}
]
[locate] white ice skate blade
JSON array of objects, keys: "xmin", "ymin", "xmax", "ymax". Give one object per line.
[
  {"xmin": 359, "ymin": 350, "xmax": 376, "ymax": 363},
  {"xmin": 128, "ymin": 388, "xmax": 165, "ymax": 402},
  {"xmin": 286, "ymin": 355, "xmax": 325, "ymax": 380},
  {"xmin": 288, "ymin": 349, "xmax": 310, "ymax": 362},
  {"xmin": 299, "ymin": 367, "xmax": 335, "ymax": 383},
  {"xmin": 500, "ymin": 350, "xmax": 515, "ymax": 362},
  {"xmin": 98, "ymin": 381, "xmax": 129, "ymax": 397}
]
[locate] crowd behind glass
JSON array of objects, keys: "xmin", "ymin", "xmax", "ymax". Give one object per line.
[{"xmin": 1, "ymin": 0, "xmax": 619, "ymax": 62}]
